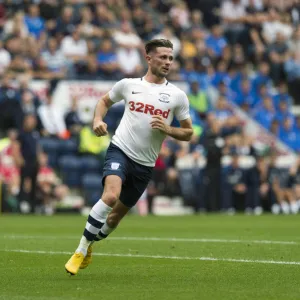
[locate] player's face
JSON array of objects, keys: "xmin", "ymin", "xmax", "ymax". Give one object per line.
[{"xmin": 148, "ymin": 47, "xmax": 173, "ymax": 78}]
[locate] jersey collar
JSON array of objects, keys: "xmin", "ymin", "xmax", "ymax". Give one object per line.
[{"xmin": 141, "ymin": 77, "xmax": 169, "ymax": 86}]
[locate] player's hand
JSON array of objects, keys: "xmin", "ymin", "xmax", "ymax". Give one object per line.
[
  {"xmin": 150, "ymin": 115, "xmax": 170, "ymax": 134},
  {"xmin": 93, "ymin": 120, "xmax": 108, "ymax": 136}
]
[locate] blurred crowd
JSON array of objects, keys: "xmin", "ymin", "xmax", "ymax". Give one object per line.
[{"xmin": 1, "ymin": 0, "xmax": 300, "ymax": 215}]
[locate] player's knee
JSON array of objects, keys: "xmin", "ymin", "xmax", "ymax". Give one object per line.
[
  {"xmin": 106, "ymin": 211, "xmax": 121, "ymax": 228},
  {"xmin": 102, "ymin": 191, "xmax": 119, "ymax": 206}
]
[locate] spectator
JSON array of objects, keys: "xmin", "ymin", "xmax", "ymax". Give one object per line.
[
  {"xmin": 0, "ymin": 3, "xmax": 5, "ymax": 31},
  {"xmin": 41, "ymin": 37, "xmax": 68, "ymax": 77},
  {"xmin": 284, "ymin": 50, "xmax": 300, "ymax": 81},
  {"xmin": 233, "ymin": 78, "xmax": 256, "ymax": 110},
  {"xmin": 205, "ymin": 24, "xmax": 227, "ymax": 59},
  {"xmin": 294, "ymin": 116, "xmax": 300, "ymax": 134},
  {"xmin": 60, "ymin": 27, "xmax": 88, "ymax": 64},
  {"xmin": 39, "ymin": 0, "xmax": 61, "ymax": 24},
  {"xmin": 270, "ymin": 119, "xmax": 280, "ymax": 137},
  {"xmin": 275, "ymin": 100, "xmax": 294, "ymax": 126},
  {"xmin": 221, "ymin": 0, "xmax": 247, "ymax": 44},
  {"xmin": 247, "ymin": 156, "xmax": 270, "ymax": 213},
  {"xmin": 113, "ymin": 21, "xmax": 142, "ymax": 50},
  {"xmin": 0, "ymin": 76, "xmax": 20, "ymax": 131},
  {"xmin": 24, "ymin": 4, "xmax": 45, "ymax": 39},
  {"xmin": 17, "ymin": 114, "xmax": 40, "ymax": 213},
  {"xmin": 289, "ymin": 155, "xmax": 300, "ymax": 209},
  {"xmin": 3, "ymin": 11, "xmax": 29, "ymax": 39},
  {"xmin": 287, "ymin": 25, "xmax": 300, "ymax": 52},
  {"xmin": 116, "ymin": 44, "xmax": 143, "ymax": 77},
  {"xmin": 201, "ymin": 114, "xmax": 225, "ymax": 211},
  {"xmin": 93, "ymin": 3, "xmax": 118, "ymax": 30},
  {"xmin": 267, "ymin": 32, "xmax": 289, "ymax": 83},
  {"xmin": 268, "ymin": 153, "xmax": 295, "ymax": 214},
  {"xmin": 55, "ymin": 5, "xmax": 76, "ymax": 36},
  {"xmin": 252, "ymin": 83, "xmax": 272, "ymax": 109},
  {"xmin": 251, "ymin": 62, "xmax": 272, "ymax": 96},
  {"xmin": 232, "ymin": 43, "xmax": 247, "ymax": 65},
  {"xmin": 64, "ymin": 96, "xmax": 83, "ymax": 136},
  {"xmin": 262, "ymin": 8, "xmax": 293, "ymax": 44},
  {"xmin": 187, "ymin": 80, "xmax": 211, "ymax": 118},
  {"xmin": 79, "ymin": 124, "xmax": 110, "ymax": 157},
  {"xmin": 273, "ymin": 81, "xmax": 292, "ymax": 109},
  {"xmin": 0, "ymin": 130, "xmax": 22, "ymax": 211},
  {"xmin": 15, "ymin": 90, "xmax": 41, "ymax": 130},
  {"xmin": 0, "ymin": 40, "xmax": 11, "ymax": 75},
  {"xmin": 189, "ymin": 9, "xmax": 205, "ymax": 32},
  {"xmin": 6, "ymin": 54, "xmax": 32, "ymax": 78},
  {"xmin": 252, "ymin": 96, "xmax": 275, "ymax": 129},
  {"xmin": 153, "ymin": 27, "xmax": 181, "ymax": 57},
  {"xmin": 279, "ymin": 117, "xmax": 298, "ymax": 150},
  {"xmin": 222, "ymin": 153, "xmax": 247, "ymax": 213},
  {"xmin": 36, "ymin": 152, "xmax": 70, "ymax": 215},
  {"xmin": 33, "ymin": 56, "xmax": 64, "ymax": 80},
  {"xmin": 211, "ymin": 60, "xmax": 230, "ymax": 88},
  {"xmin": 230, "ymin": 131, "xmax": 256, "ymax": 156},
  {"xmin": 213, "ymin": 96, "xmax": 239, "ymax": 134},
  {"xmin": 77, "ymin": 55, "xmax": 99, "ymax": 80},
  {"xmin": 37, "ymin": 91, "xmax": 69, "ymax": 139},
  {"xmin": 169, "ymin": 0, "xmax": 190, "ymax": 30},
  {"xmin": 78, "ymin": 6, "xmax": 103, "ymax": 39},
  {"xmin": 139, "ymin": 15, "xmax": 158, "ymax": 41},
  {"xmin": 113, "ymin": 21, "xmax": 143, "ymax": 76}
]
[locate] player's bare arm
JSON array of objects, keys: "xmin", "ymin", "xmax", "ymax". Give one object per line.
[
  {"xmin": 150, "ymin": 115, "xmax": 193, "ymax": 141},
  {"xmin": 93, "ymin": 93, "xmax": 114, "ymax": 136}
]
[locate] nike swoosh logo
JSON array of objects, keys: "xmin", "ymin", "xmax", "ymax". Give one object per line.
[{"xmin": 132, "ymin": 91, "xmax": 143, "ymax": 94}]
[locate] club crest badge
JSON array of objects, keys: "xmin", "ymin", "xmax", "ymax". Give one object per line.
[
  {"xmin": 158, "ymin": 93, "xmax": 170, "ymax": 103},
  {"xmin": 111, "ymin": 162, "xmax": 120, "ymax": 170}
]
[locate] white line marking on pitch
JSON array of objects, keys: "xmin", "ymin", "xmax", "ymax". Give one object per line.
[
  {"xmin": 2, "ymin": 235, "xmax": 299, "ymax": 245},
  {"xmin": 2, "ymin": 249, "xmax": 300, "ymax": 266}
]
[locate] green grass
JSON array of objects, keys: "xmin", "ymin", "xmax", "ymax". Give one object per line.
[{"xmin": 0, "ymin": 214, "xmax": 300, "ymax": 300}]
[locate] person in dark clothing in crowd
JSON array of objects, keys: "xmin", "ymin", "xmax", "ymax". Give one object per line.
[
  {"xmin": 15, "ymin": 90, "xmax": 42, "ymax": 130},
  {"xmin": 64, "ymin": 96, "xmax": 83, "ymax": 136},
  {"xmin": 267, "ymin": 153, "xmax": 297, "ymax": 214},
  {"xmin": 222, "ymin": 153, "xmax": 247, "ymax": 213},
  {"xmin": 287, "ymin": 155, "xmax": 300, "ymax": 213},
  {"xmin": 246, "ymin": 156, "xmax": 268, "ymax": 214},
  {"xmin": 17, "ymin": 114, "xmax": 41, "ymax": 213},
  {"xmin": 200, "ymin": 113, "xmax": 225, "ymax": 211},
  {"xmin": 0, "ymin": 76, "xmax": 21, "ymax": 131}
]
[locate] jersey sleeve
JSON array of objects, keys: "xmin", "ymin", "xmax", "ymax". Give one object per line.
[
  {"xmin": 108, "ymin": 79, "xmax": 128, "ymax": 103},
  {"xmin": 174, "ymin": 91, "xmax": 190, "ymax": 121}
]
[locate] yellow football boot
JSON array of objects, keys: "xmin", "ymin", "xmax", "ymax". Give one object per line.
[
  {"xmin": 80, "ymin": 245, "xmax": 93, "ymax": 269},
  {"xmin": 65, "ymin": 252, "xmax": 85, "ymax": 275}
]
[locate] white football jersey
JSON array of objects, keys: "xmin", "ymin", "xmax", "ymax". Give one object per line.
[{"xmin": 108, "ymin": 77, "xmax": 190, "ymax": 166}]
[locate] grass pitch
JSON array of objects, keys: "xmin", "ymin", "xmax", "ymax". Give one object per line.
[{"xmin": 0, "ymin": 214, "xmax": 300, "ymax": 300}]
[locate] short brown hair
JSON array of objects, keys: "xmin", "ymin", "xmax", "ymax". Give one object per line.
[{"xmin": 145, "ymin": 39, "xmax": 173, "ymax": 54}]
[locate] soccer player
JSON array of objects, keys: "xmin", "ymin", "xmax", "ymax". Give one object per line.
[{"xmin": 65, "ymin": 39, "xmax": 193, "ymax": 275}]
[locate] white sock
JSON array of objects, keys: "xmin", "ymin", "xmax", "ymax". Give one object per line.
[
  {"xmin": 95, "ymin": 222, "xmax": 116, "ymax": 240},
  {"xmin": 90, "ymin": 199, "xmax": 113, "ymax": 223},
  {"xmin": 271, "ymin": 204, "xmax": 280, "ymax": 215},
  {"xmin": 281, "ymin": 202, "xmax": 290, "ymax": 215},
  {"xmin": 76, "ymin": 236, "xmax": 91, "ymax": 256},
  {"xmin": 253, "ymin": 206, "xmax": 263, "ymax": 215},
  {"xmin": 290, "ymin": 202, "xmax": 299, "ymax": 214},
  {"xmin": 76, "ymin": 199, "xmax": 113, "ymax": 254}
]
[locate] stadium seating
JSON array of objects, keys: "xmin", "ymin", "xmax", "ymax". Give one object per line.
[
  {"xmin": 81, "ymin": 173, "xmax": 103, "ymax": 206},
  {"xmin": 58, "ymin": 155, "xmax": 82, "ymax": 188},
  {"xmin": 80, "ymin": 155, "xmax": 102, "ymax": 176},
  {"xmin": 39, "ymin": 138, "xmax": 61, "ymax": 168}
]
